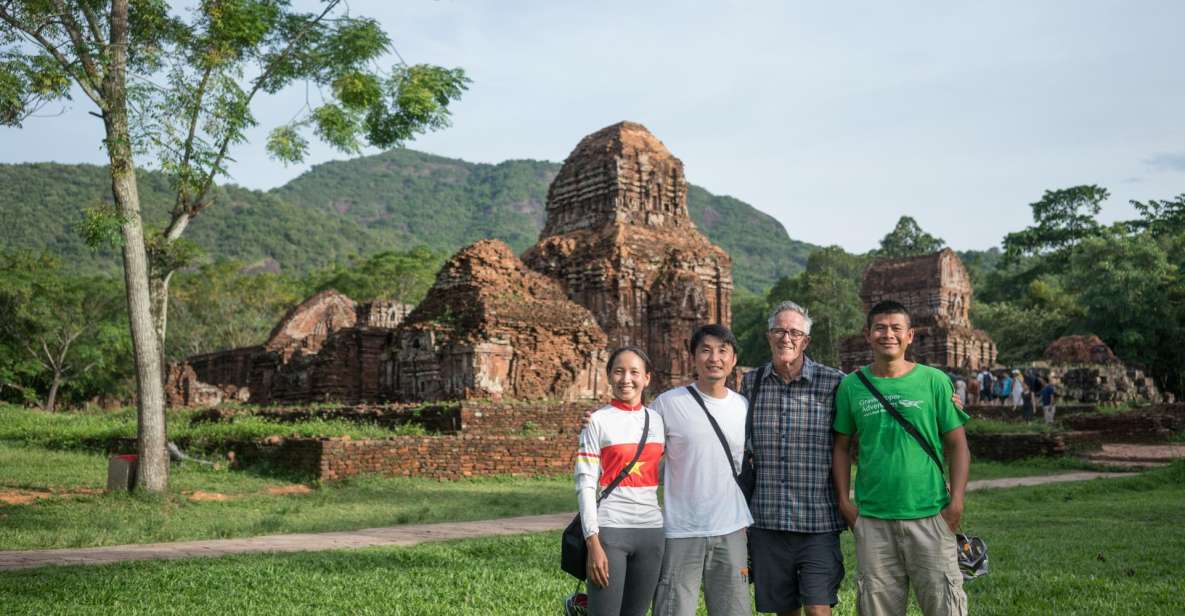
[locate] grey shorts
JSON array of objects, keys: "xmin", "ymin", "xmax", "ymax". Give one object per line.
[{"xmin": 750, "ymin": 528, "xmax": 845, "ymax": 613}]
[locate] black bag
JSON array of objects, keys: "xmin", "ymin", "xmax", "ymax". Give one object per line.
[
  {"xmin": 854, "ymin": 368, "xmax": 989, "ymax": 579},
  {"xmin": 687, "ymin": 384, "xmax": 755, "ymax": 501},
  {"xmin": 560, "ymin": 410, "xmax": 650, "ymax": 580},
  {"xmin": 739, "ymin": 366, "xmax": 769, "ymax": 502}
]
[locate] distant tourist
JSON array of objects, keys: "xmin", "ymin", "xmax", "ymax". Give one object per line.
[
  {"xmin": 1009, "ymin": 369, "xmax": 1025, "ymax": 411},
  {"xmin": 1040, "ymin": 379, "xmax": 1058, "ymax": 425},
  {"xmin": 966, "ymin": 373, "xmax": 981, "ymax": 406},
  {"xmin": 833, "ymin": 300, "xmax": 970, "ymax": 616},
  {"xmin": 955, "ymin": 377, "xmax": 968, "ymax": 408},
  {"xmin": 575, "ymin": 347, "xmax": 666, "ymax": 616},
  {"xmin": 980, "ymin": 370, "xmax": 994, "ymax": 405},
  {"xmin": 1021, "ymin": 372, "xmax": 1035, "ymax": 421},
  {"xmin": 741, "ymin": 301, "xmax": 847, "ymax": 616},
  {"xmin": 650, "ymin": 324, "xmax": 753, "ymax": 616}
]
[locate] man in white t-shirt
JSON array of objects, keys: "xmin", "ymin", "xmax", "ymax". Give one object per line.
[{"xmin": 651, "ymin": 324, "xmax": 753, "ymax": 616}]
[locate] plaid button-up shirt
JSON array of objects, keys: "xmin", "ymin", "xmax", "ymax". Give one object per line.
[{"xmin": 741, "ymin": 357, "xmax": 847, "ymax": 533}]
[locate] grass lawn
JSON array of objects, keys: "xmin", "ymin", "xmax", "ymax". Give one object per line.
[
  {"xmin": 0, "ymin": 436, "xmax": 1125, "ymax": 550},
  {"xmin": 0, "ymin": 442, "xmax": 574, "ymax": 550},
  {"xmin": 2, "ymin": 462, "xmax": 1182, "ymax": 615}
]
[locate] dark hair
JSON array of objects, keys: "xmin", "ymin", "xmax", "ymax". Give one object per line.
[
  {"xmin": 689, "ymin": 324, "xmax": 739, "ymax": 354},
  {"xmin": 606, "ymin": 346, "xmax": 653, "ymax": 376},
  {"xmin": 865, "ymin": 300, "xmax": 912, "ymax": 330}
]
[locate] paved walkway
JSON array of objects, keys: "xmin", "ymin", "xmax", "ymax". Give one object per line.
[{"xmin": 0, "ymin": 471, "xmax": 1135, "ymax": 571}]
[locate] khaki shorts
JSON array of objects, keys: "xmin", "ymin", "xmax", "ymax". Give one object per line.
[{"xmin": 853, "ymin": 513, "xmax": 967, "ymax": 616}]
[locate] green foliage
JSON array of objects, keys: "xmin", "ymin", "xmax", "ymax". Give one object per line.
[
  {"xmin": 79, "ymin": 202, "xmax": 128, "ymax": 249},
  {"xmin": 0, "ymin": 253, "xmax": 132, "ymax": 409},
  {"xmin": 1002, "ymin": 185, "xmax": 1108, "ymax": 261},
  {"xmin": 0, "ymin": 405, "xmax": 408, "ymax": 453},
  {"xmin": 305, "ymin": 246, "xmax": 443, "ymax": 305},
  {"xmin": 1129, "ymin": 193, "xmax": 1185, "ymax": 238},
  {"xmin": 737, "ymin": 246, "xmax": 867, "ymax": 368},
  {"xmin": 1064, "ymin": 233, "xmax": 1185, "ymax": 392},
  {"xmin": 167, "ymin": 260, "xmax": 307, "ymax": 361},
  {"xmin": 685, "ymin": 185, "xmax": 813, "ymax": 293},
  {"xmin": 872, "ymin": 215, "xmax": 945, "ymax": 258}
]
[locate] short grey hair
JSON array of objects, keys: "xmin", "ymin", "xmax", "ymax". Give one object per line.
[{"xmin": 768, "ymin": 300, "xmax": 813, "ymax": 334}]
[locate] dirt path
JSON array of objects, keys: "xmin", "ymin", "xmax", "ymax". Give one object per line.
[{"xmin": 0, "ymin": 470, "xmax": 1138, "ymax": 572}]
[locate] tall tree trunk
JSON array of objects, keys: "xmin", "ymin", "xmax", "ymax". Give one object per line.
[
  {"xmin": 105, "ymin": 0, "xmax": 168, "ymax": 492},
  {"xmin": 45, "ymin": 372, "xmax": 62, "ymax": 412}
]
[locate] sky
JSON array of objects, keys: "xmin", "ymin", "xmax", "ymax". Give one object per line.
[{"xmin": 2, "ymin": 1, "xmax": 1183, "ymax": 252}]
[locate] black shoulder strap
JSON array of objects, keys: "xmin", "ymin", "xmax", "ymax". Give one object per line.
[
  {"xmin": 854, "ymin": 368, "xmax": 944, "ymax": 472},
  {"xmin": 743, "ymin": 366, "xmax": 768, "ymax": 456},
  {"xmin": 596, "ymin": 409, "xmax": 650, "ymax": 504},
  {"xmin": 687, "ymin": 385, "xmax": 739, "ymax": 479}
]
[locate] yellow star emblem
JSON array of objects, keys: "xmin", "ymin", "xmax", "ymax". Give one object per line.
[{"xmin": 627, "ymin": 461, "xmax": 646, "ymax": 477}]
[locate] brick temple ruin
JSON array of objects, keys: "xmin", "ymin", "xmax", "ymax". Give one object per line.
[
  {"xmin": 1039, "ymin": 335, "xmax": 1163, "ymax": 403},
  {"xmin": 168, "ymin": 121, "xmax": 732, "ymax": 407},
  {"xmin": 839, "ymin": 248, "xmax": 997, "ymax": 373}
]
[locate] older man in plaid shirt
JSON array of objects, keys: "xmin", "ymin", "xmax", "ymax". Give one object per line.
[{"xmin": 740, "ymin": 300, "xmax": 847, "ymax": 616}]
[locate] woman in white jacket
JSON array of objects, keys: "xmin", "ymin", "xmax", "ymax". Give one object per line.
[{"xmin": 575, "ymin": 347, "xmax": 666, "ymax": 616}]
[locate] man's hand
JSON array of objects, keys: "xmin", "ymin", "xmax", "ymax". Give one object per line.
[
  {"xmin": 940, "ymin": 500, "xmax": 963, "ymax": 534},
  {"xmin": 838, "ymin": 500, "xmax": 859, "ymax": 530},
  {"xmin": 952, "ymin": 393, "xmax": 964, "ymax": 411},
  {"xmin": 586, "ymin": 535, "xmax": 609, "ymax": 588},
  {"xmin": 581, "ymin": 408, "xmax": 594, "ymax": 429}
]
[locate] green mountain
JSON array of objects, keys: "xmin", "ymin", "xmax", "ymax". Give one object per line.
[{"xmin": 0, "ymin": 149, "xmax": 816, "ymax": 294}]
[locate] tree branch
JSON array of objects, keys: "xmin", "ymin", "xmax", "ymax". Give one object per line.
[
  {"xmin": 78, "ymin": 2, "xmax": 105, "ymax": 48},
  {"xmin": 171, "ymin": 62, "xmax": 217, "ymax": 221},
  {"xmin": 49, "ymin": 0, "xmax": 104, "ymax": 92},
  {"xmin": 169, "ymin": 0, "xmax": 344, "ymax": 240},
  {"xmin": 0, "ymin": 6, "xmax": 105, "ymax": 107}
]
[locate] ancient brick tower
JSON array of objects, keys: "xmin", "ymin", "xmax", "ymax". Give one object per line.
[
  {"xmin": 523, "ymin": 121, "xmax": 733, "ymax": 390},
  {"xmin": 839, "ymin": 249, "xmax": 997, "ymax": 372}
]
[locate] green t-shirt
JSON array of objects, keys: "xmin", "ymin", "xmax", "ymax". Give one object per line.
[{"xmin": 833, "ymin": 364, "xmax": 969, "ymax": 520}]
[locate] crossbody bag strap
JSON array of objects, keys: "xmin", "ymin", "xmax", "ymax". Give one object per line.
[
  {"xmin": 854, "ymin": 368, "xmax": 944, "ymax": 472},
  {"xmin": 743, "ymin": 366, "xmax": 767, "ymax": 457},
  {"xmin": 596, "ymin": 409, "xmax": 650, "ymax": 505},
  {"xmin": 687, "ymin": 385, "xmax": 739, "ymax": 480}
]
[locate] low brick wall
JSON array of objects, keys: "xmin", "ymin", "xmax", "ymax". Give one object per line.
[
  {"xmin": 231, "ymin": 433, "xmax": 581, "ymax": 481},
  {"xmin": 458, "ymin": 400, "xmax": 592, "ymax": 436},
  {"xmin": 966, "ymin": 431, "xmax": 1103, "ymax": 462},
  {"xmin": 1064, "ymin": 410, "xmax": 1185, "ymax": 442},
  {"xmin": 966, "ymin": 404, "xmax": 1097, "ymax": 421}
]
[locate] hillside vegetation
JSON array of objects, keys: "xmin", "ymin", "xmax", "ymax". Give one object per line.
[{"xmin": 0, "ymin": 149, "xmax": 816, "ymax": 295}]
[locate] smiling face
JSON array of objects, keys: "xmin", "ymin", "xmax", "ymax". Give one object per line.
[
  {"xmin": 693, "ymin": 334, "xmax": 738, "ymax": 385},
  {"xmin": 865, "ymin": 312, "xmax": 914, "ymax": 362},
  {"xmin": 608, "ymin": 350, "xmax": 651, "ymax": 406},
  {"xmin": 767, "ymin": 309, "xmax": 812, "ymax": 367}
]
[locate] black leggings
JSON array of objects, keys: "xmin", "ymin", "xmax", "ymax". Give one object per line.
[{"xmin": 587, "ymin": 526, "xmax": 666, "ymax": 616}]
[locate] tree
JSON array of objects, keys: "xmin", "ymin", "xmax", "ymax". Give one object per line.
[
  {"xmin": 1065, "ymin": 233, "xmax": 1185, "ymax": 394},
  {"xmin": 306, "ymin": 246, "xmax": 443, "ymax": 304},
  {"xmin": 873, "ymin": 216, "xmax": 945, "ymax": 258},
  {"xmin": 167, "ymin": 259, "xmax": 305, "ymax": 361},
  {"xmin": 1002, "ymin": 185, "xmax": 1108, "ymax": 261},
  {"xmin": 0, "ymin": 253, "xmax": 127, "ymax": 411},
  {"xmin": 767, "ymin": 246, "xmax": 867, "ymax": 367},
  {"xmin": 1, "ymin": 1, "xmax": 467, "ymax": 491}
]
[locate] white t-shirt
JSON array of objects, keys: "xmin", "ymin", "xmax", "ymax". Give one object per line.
[{"xmin": 651, "ymin": 384, "xmax": 753, "ymax": 538}]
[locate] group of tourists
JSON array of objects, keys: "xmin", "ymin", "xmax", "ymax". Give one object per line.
[
  {"xmin": 572, "ymin": 299, "xmax": 972, "ymax": 616},
  {"xmin": 954, "ymin": 368, "xmax": 1058, "ymax": 424}
]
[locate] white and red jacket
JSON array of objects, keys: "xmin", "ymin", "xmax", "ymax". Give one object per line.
[{"xmin": 575, "ymin": 400, "xmax": 665, "ymax": 538}]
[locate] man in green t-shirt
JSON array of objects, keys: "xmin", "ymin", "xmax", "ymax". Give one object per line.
[{"xmin": 831, "ymin": 300, "xmax": 971, "ymax": 616}]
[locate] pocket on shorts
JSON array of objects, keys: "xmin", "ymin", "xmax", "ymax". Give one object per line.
[{"xmin": 944, "ymin": 571, "xmax": 968, "ymax": 616}]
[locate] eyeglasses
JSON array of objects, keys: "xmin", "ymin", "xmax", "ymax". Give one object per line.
[{"xmin": 768, "ymin": 328, "xmax": 808, "ymax": 341}]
